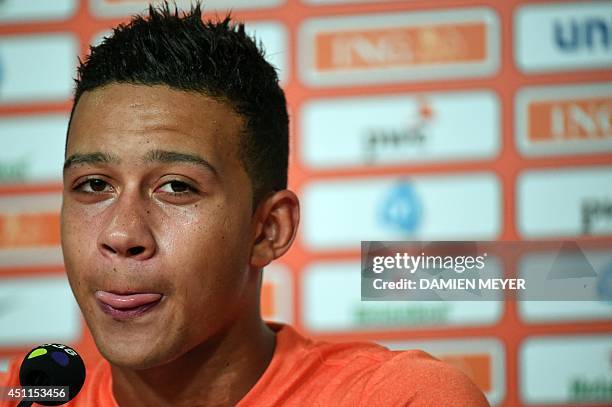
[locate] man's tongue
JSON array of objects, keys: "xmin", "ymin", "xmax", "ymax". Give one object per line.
[{"xmin": 95, "ymin": 291, "xmax": 162, "ymax": 310}]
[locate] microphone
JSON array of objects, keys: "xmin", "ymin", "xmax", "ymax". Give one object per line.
[{"xmin": 16, "ymin": 344, "xmax": 86, "ymax": 407}]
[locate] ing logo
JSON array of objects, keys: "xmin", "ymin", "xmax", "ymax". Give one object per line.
[
  {"xmin": 529, "ymin": 97, "xmax": 612, "ymax": 142},
  {"xmin": 301, "ymin": 9, "xmax": 499, "ymax": 85},
  {"xmin": 517, "ymin": 84, "xmax": 612, "ymax": 156},
  {"xmin": 317, "ymin": 23, "xmax": 484, "ymax": 71}
]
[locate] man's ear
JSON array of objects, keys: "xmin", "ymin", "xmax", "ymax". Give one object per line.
[{"xmin": 250, "ymin": 190, "xmax": 300, "ymax": 269}]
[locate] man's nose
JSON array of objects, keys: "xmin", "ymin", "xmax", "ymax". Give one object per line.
[{"xmin": 97, "ymin": 193, "xmax": 156, "ymax": 260}]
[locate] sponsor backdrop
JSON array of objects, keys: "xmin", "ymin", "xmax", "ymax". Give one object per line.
[{"xmin": 1, "ymin": 0, "xmax": 611, "ymax": 405}]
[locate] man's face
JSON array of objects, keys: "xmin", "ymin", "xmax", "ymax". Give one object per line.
[{"xmin": 61, "ymin": 84, "xmax": 256, "ymax": 368}]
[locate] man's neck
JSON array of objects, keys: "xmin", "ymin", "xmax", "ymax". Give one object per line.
[{"xmin": 110, "ymin": 319, "xmax": 276, "ymax": 407}]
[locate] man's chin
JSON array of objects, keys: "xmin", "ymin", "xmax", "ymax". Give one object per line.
[
  {"xmin": 98, "ymin": 343, "xmax": 167, "ymax": 370},
  {"xmin": 91, "ymin": 329, "xmax": 174, "ymax": 370}
]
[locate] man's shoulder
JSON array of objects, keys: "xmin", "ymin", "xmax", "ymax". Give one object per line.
[
  {"xmin": 271, "ymin": 325, "xmax": 490, "ymax": 406},
  {"xmin": 363, "ymin": 349, "xmax": 490, "ymax": 406},
  {"xmin": 314, "ymin": 343, "xmax": 489, "ymax": 405}
]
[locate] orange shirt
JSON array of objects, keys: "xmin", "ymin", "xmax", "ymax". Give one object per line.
[{"xmin": 1, "ymin": 324, "xmax": 489, "ymax": 406}]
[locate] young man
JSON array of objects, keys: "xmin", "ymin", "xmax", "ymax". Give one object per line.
[{"xmin": 1, "ymin": 4, "xmax": 489, "ymax": 406}]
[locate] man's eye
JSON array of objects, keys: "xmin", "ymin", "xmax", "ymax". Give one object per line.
[
  {"xmin": 158, "ymin": 180, "xmax": 194, "ymax": 194},
  {"xmin": 75, "ymin": 179, "xmax": 112, "ymax": 193}
]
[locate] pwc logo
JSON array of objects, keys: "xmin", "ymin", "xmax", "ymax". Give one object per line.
[
  {"xmin": 516, "ymin": 83, "xmax": 612, "ymax": 157},
  {"xmin": 364, "ymin": 97, "xmax": 432, "ymax": 163},
  {"xmin": 299, "ymin": 8, "xmax": 499, "ymax": 86},
  {"xmin": 301, "ymin": 90, "xmax": 499, "ymax": 169}
]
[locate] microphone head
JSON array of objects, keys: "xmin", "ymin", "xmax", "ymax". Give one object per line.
[{"xmin": 19, "ymin": 344, "xmax": 86, "ymax": 406}]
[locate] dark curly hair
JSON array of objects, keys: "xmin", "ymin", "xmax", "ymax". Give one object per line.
[{"xmin": 69, "ymin": 1, "xmax": 288, "ymax": 208}]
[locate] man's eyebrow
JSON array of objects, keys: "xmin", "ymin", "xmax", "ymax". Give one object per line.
[
  {"xmin": 63, "ymin": 152, "xmax": 120, "ymax": 170},
  {"xmin": 145, "ymin": 150, "xmax": 218, "ymax": 176},
  {"xmin": 63, "ymin": 150, "xmax": 219, "ymax": 176}
]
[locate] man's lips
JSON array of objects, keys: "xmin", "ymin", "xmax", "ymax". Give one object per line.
[
  {"xmin": 94, "ymin": 291, "xmax": 164, "ymax": 320},
  {"xmin": 95, "ymin": 291, "xmax": 163, "ymax": 309}
]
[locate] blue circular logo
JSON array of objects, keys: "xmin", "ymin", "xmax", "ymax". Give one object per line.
[
  {"xmin": 379, "ymin": 181, "xmax": 422, "ymax": 234},
  {"xmin": 596, "ymin": 263, "xmax": 612, "ymax": 302}
]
